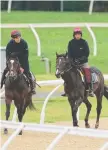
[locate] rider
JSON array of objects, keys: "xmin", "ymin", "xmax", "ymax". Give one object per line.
[
  {"xmin": 1, "ymin": 30, "xmax": 36, "ymax": 94},
  {"xmin": 62, "ymin": 27, "xmax": 94, "ymax": 97}
]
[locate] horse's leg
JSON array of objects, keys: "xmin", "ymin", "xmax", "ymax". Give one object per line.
[
  {"xmin": 68, "ymin": 97, "xmax": 82, "ymax": 127},
  {"xmin": 72, "ymin": 105, "xmax": 79, "ymax": 127},
  {"xmin": 83, "ymin": 98, "xmax": 92, "ymax": 128},
  {"xmin": 17, "ymin": 106, "xmax": 23, "ymax": 135},
  {"xmin": 17, "ymin": 101, "xmax": 26, "ymax": 135},
  {"xmin": 4, "ymin": 101, "xmax": 11, "ymax": 134},
  {"xmin": 95, "ymin": 93, "xmax": 103, "ymax": 129}
]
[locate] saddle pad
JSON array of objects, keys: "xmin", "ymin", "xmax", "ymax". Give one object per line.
[
  {"xmin": 92, "ymin": 73, "xmax": 98, "ymax": 83},
  {"xmin": 81, "ymin": 72, "xmax": 98, "ymax": 83}
]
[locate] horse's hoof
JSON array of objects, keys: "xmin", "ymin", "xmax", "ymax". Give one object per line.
[
  {"xmin": 95, "ymin": 123, "xmax": 99, "ymax": 129},
  {"xmin": 4, "ymin": 129, "xmax": 8, "ymax": 134},
  {"xmin": 85, "ymin": 123, "xmax": 90, "ymax": 128},
  {"xmin": 19, "ymin": 130, "xmax": 22, "ymax": 135},
  {"xmin": 73, "ymin": 124, "xmax": 79, "ymax": 127}
]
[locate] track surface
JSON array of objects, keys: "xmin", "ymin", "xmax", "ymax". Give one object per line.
[{"xmin": 1, "ymin": 118, "xmax": 108, "ymax": 150}]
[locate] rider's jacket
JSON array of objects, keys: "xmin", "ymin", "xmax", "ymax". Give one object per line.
[
  {"xmin": 6, "ymin": 39, "xmax": 30, "ymax": 74},
  {"xmin": 68, "ymin": 38, "xmax": 90, "ymax": 64}
]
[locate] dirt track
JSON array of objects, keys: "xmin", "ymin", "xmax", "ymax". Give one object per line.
[{"xmin": 1, "ymin": 118, "xmax": 108, "ymax": 150}]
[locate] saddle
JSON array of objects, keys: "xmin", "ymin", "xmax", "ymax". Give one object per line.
[{"xmin": 79, "ymin": 69, "xmax": 98, "ymax": 84}]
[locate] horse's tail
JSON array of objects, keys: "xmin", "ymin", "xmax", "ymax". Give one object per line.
[
  {"xmin": 28, "ymin": 100, "xmax": 36, "ymax": 110},
  {"xmin": 104, "ymin": 85, "xmax": 108, "ymax": 100}
]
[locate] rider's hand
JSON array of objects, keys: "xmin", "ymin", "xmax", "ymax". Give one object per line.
[
  {"xmin": 10, "ymin": 52, "xmax": 20, "ymax": 57},
  {"xmin": 20, "ymin": 67, "xmax": 24, "ymax": 73}
]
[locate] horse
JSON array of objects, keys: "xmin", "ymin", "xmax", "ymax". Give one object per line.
[
  {"xmin": 55, "ymin": 52, "xmax": 108, "ymax": 128},
  {"xmin": 4, "ymin": 56, "xmax": 36, "ymax": 135}
]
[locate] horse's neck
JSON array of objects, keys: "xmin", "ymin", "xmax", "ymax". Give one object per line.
[
  {"xmin": 62, "ymin": 71, "xmax": 73, "ymax": 85},
  {"xmin": 62, "ymin": 70, "xmax": 82, "ymax": 87},
  {"xmin": 7, "ymin": 74, "xmax": 23, "ymax": 86}
]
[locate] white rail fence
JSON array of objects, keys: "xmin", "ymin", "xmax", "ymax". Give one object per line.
[
  {"xmin": 40, "ymin": 84, "xmax": 62, "ymax": 124},
  {"xmin": 100, "ymin": 142, "xmax": 108, "ymax": 150},
  {"xmin": 46, "ymin": 128, "xmax": 69, "ymax": 150},
  {"xmin": 1, "ymin": 23, "xmax": 108, "ymax": 57},
  {"xmin": 29, "ymin": 24, "xmax": 41, "ymax": 56},
  {"xmin": 1, "ymin": 23, "xmax": 108, "ymax": 28},
  {"xmin": 1, "ymin": 120, "xmax": 108, "ymax": 150},
  {"xmin": 1, "ymin": 123, "xmax": 25, "ymax": 150},
  {"xmin": 85, "ymin": 23, "xmax": 97, "ymax": 56}
]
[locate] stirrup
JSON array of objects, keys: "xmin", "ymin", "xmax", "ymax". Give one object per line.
[
  {"xmin": 61, "ymin": 93, "xmax": 66, "ymax": 97},
  {"xmin": 31, "ymin": 89, "xmax": 36, "ymax": 95},
  {"xmin": 89, "ymin": 91, "xmax": 95, "ymax": 97}
]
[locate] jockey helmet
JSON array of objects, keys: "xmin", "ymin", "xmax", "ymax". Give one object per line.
[
  {"xmin": 11, "ymin": 30, "xmax": 21, "ymax": 38},
  {"xmin": 73, "ymin": 27, "xmax": 82, "ymax": 36}
]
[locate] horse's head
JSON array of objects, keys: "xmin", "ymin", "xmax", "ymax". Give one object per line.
[
  {"xmin": 55, "ymin": 52, "xmax": 71, "ymax": 78},
  {"xmin": 6, "ymin": 56, "xmax": 20, "ymax": 79}
]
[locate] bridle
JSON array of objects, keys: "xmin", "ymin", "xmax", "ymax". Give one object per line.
[{"xmin": 56, "ymin": 57, "xmax": 81, "ymax": 76}]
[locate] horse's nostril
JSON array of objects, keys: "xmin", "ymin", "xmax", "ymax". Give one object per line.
[
  {"xmin": 10, "ymin": 71, "xmax": 13, "ymax": 74},
  {"xmin": 56, "ymin": 69, "xmax": 59, "ymax": 75},
  {"xmin": 55, "ymin": 73, "xmax": 60, "ymax": 78}
]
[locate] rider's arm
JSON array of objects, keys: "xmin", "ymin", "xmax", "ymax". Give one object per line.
[
  {"xmin": 23, "ymin": 41, "xmax": 29, "ymax": 57},
  {"xmin": 6, "ymin": 43, "xmax": 12, "ymax": 59},
  {"xmin": 21, "ymin": 41, "xmax": 30, "ymax": 74},
  {"xmin": 67, "ymin": 41, "xmax": 72, "ymax": 59},
  {"xmin": 84, "ymin": 41, "xmax": 90, "ymax": 58},
  {"xmin": 18, "ymin": 40, "xmax": 29, "ymax": 57}
]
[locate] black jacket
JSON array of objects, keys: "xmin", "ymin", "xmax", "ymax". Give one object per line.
[
  {"xmin": 6, "ymin": 39, "xmax": 30, "ymax": 74},
  {"xmin": 68, "ymin": 38, "xmax": 90, "ymax": 64}
]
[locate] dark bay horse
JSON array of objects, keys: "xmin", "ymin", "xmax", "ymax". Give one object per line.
[
  {"xmin": 55, "ymin": 52, "xmax": 108, "ymax": 128},
  {"xmin": 4, "ymin": 56, "xmax": 36, "ymax": 135}
]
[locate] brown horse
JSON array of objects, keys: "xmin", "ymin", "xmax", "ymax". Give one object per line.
[
  {"xmin": 4, "ymin": 56, "xmax": 35, "ymax": 135},
  {"xmin": 55, "ymin": 52, "xmax": 108, "ymax": 128}
]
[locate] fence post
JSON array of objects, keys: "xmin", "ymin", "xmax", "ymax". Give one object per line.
[{"xmin": 89, "ymin": 0, "xmax": 95, "ymax": 15}]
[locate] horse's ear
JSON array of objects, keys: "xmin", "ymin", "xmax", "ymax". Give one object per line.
[
  {"xmin": 65, "ymin": 51, "xmax": 68, "ymax": 58},
  {"xmin": 56, "ymin": 52, "xmax": 58, "ymax": 57},
  {"xmin": 16, "ymin": 57, "xmax": 19, "ymax": 61}
]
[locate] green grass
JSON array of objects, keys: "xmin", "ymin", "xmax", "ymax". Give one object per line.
[
  {"xmin": 36, "ymin": 74, "xmax": 56, "ymax": 80},
  {"xmin": 1, "ymin": 11, "xmax": 108, "ymax": 74},
  {"xmin": 1, "ymin": 11, "xmax": 108, "ymax": 125},
  {"xmin": 1, "ymin": 11, "xmax": 108, "ymax": 23},
  {"xmin": 1, "ymin": 27, "xmax": 108, "ymax": 74},
  {"xmin": 1, "ymin": 97, "xmax": 108, "ymax": 123}
]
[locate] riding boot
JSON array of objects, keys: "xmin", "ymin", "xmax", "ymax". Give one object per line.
[
  {"xmin": 61, "ymin": 82, "xmax": 67, "ymax": 97},
  {"xmin": 28, "ymin": 72, "xmax": 36, "ymax": 95},
  {"xmin": 1, "ymin": 68, "xmax": 8, "ymax": 88},
  {"xmin": 83, "ymin": 68, "xmax": 95, "ymax": 97},
  {"xmin": 89, "ymin": 82, "xmax": 95, "ymax": 97},
  {"xmin": 61, "ymin": 92, "xmax": 66, "ymax": 97}
]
